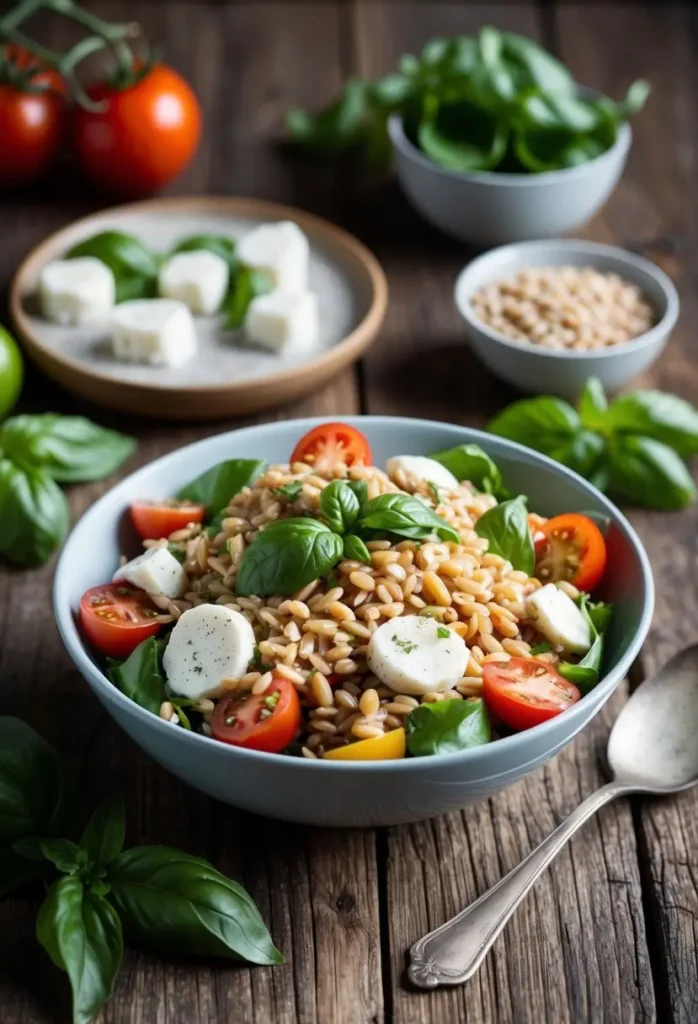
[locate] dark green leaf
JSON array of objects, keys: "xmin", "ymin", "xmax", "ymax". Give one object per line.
[
  {"xmin": 418, "ymin": 96, "xmax": 509, "ymax": 172},
  {"xmin": 608, "ymin": 436, "xmax": 695, "ymax": 510},
  {"xmin": 369, "ymin": 73, "xmax": 414, "ymax": 109},
  {"xmin": 607, "ymin": 390, "xmax": 698, "ymax": 456},
  {"xmin": 178, "ymin": 459, "xmax": 265, "ymax": 518},
  {"xmin": 67, "ymin": 231, "xmax": 158, "ymax": 305},
  {"xmin": 616, "ymin": 79, "xmax": 650, "ymax": 119},
  {"xmin": 346, "ymin": 480, "xmax": 369, "ymax": 506},
  {"xmin": 169, "ymin": 698, "xmax": 193, "ymax": 731},
  {"xmin": 0, "ymin": 717, "xmax": 64, "ymax": 840},
  {"xmin": 0, "ymin": 459, "xmax": 69, "ymax": 567},
  {"xmin": 529, "ymin": 642, "xmax": 552, "ymax": 655},
  {"xmin": 37, "ymin": 876, "xmax": 123, "ymax": 1024},
  {"xmin": 273, "ymin": 481, "xmax": 303, "ymax": 502},
  {"xmin": 171, "ymin": 234, "xmax": 236, "ymax": 269},
  {"xmin": 577, "ymin": 378, "xmax": 609, "ymax": 431},
  {"xmin": 487, "ymin": 396, "xmax": 580, "ymax": 455},
  {"xmin": 406, "ymin": 698, "xmax": 490, "ymax": 757},
  {"xmin": 474, "ymin": 495, "xmax": 534, "ymax": 574},
  {"xmin": 0, "ymin": 415, "xmax": 135, "ymax": 483},
  {"xmin": 342, "ymin": 533, "xmax": 371, "ymax": 564},
  {"xmin": 287, "ymin": 79, "xmax": 368, "ymax": 157},
  {"xmin": 357, "ymin": 493, "xmax": 460, "ymax": 543},
  {"xmin": 107, "ymin": 846, "xmax": 283, "ymax": 965},
  {"xmin": 221, "ymin": 267, "xmax": 273, "ymax": 330},
  {"xmin": 319, "ymin": 480, "xmax": 360, "ymax": 534},
  {"xmin": 519, "ymin": 91, "xmax": 600, "ymax": 133},
  {"xmin": 236, "ymin": 518, "xmax": 344, "ymax": 596},
  {"xmin": 79, "ymin": 793, "xmax": 125, "ymax": 868},
  {"xmin": 107, "ymin": 638, "xmax": 167, "ymax": 716},
  {"xmin": 167, "ymin": 543, "xmax": 186, "ymax": 563},
  {"xmin": 429, "ymin": 443, "xmax": 506, "ymax": 497},
  {"xmin": 501, "ymin": 31, "xmax": 575, "ymax": 94},
  {"xmin": 586, "ymin": 599, "xmax": 613, "ymax": 635},
  {"xmin": 40, "ymin": 838, "xmax": 80, "ymax": 874},
  {"xmin": 557, "ymin": 596, "xmax": 607, "ymax": 694},
  {"xmin": 550, "ymin": 429, "xmax": 606, "ymax": 480}
]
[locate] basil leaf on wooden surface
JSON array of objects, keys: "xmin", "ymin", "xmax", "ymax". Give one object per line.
[
  {"xmin": 608, "ymin": 436, "xmax": 695, "ymax": 510},
  {"xmin": 107, "ymin": 638, "xmax": 167, "ymax": 716},
  {"xmin": 406, "ymin": 699, "xmax": 490, "ymax": 757},
  {"xmin": 107, "ymin": 846, "xmax": 283, "ymax": 965},
  {"xmin": 37, "ymin": 876, "xmax": 123, "ymax": 1024},
  {"xmin": 487, "ymin": 396, "xmax": 580, "ymax": 455},
  {"xmin": 287, "ymin": 78, "xmax": 368, "ymax": 156},
  {"xmin": 474, "ymin": 495, "xmax": 534, "ymax": 574},
  {"xmin": 177, "ymin": 459, "xmax": 265, "ymax": 518},
  {"xmin": 429, "ymin": 443, "xmax": 506, "ymax": 497},
  {"xmin": 342, "ymin": 533, "xmax": 371, "ymax": 564},
  {"xmin": 236, "ymin": 518, "xmax": 344, "ymax": 596},
  {"xmin": 577, "ymin": 378, "xmax": 609, "ymax": 432},
  {"xmin": 357, "ymin": 493, "xmax": 459, "ymax": 543},
  {"xmin": 607, "ymin": 390, "xmax": 698, "ymax": 456},
  {"xmin": 319, "ymin": 480, "xmax": 360, "ymax": 533},
  {"xmin": 0, "ymin": 414, "xmax": 135, "ymax": 483},
  {"xmin": 67, "ymin": 231, "xmax": 158, "ymax": 304},
  {"xmin": 79, "ymin": 793, "xmax": 125, "ymax": 868},
  {"xmin": 0, "ymin": 717, "xmax": 65, "ymax": 840},
  {"xmin": 0, "ymin": 459, "xmax": 69, "ymax": 567}
]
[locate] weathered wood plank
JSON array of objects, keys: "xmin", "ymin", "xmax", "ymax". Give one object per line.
[
  {"xmin": 555, "ymin": 5, "xmax": 698, "ymax": 1021},
  {"xmin": 353, "ymin": 4, "xmax": 655, "ymax": 1021}
]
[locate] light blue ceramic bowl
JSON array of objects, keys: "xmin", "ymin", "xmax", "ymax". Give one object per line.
[{"xmin": 54, "ymin": 417, "xmax": 654, "ymax": 827}]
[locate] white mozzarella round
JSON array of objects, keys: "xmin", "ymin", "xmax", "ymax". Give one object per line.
[
  {"xmin": 163, "ymin": 604, "xmax": 256, "ymax": 700},
  {"xmin": 526, "ymin": 584, "xmax": 591, "ymax": 655},
  {"xmin": 385, "ymin": 456, "xmax": 459, "ymax": 491},
  {"xmin": 367, "ymin": 615, "xmax": 468, "ymax": 696}
]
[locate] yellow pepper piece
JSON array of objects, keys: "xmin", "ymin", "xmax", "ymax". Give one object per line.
[{"xmin": 323, "ymin": 727, "xmax": 406, "ymax": 761}]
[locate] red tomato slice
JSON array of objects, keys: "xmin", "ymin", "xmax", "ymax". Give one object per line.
[
  {"xmin": 290, "ymin": 422, "xmax": 371, "ymax": 474},
  {"xmin": 210, "ymin": 677, "xmax": 301, "ymax": 753},
  {"xmin": 534, "ymin": 513, "xmax": 607, "ymax": 592},
  {"xmin": 130, "ymin": 501, "xmax": 205, "ymax": 540},
  {"xmin": 483, "ymin": 658, "xmax": 581, "ymax": 731},
  {"xmin": 79, "ymin": 583, "xmax": 162, "ymax": 658}
]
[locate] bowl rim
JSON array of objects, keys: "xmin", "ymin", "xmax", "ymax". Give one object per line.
[
  {"xmin": 53, "ymin": 415, "xmax": 655, "ymax": 773},
  {"xmin": 453, "ymin": 239, "xmax": 680, "ymax": 361},
  {"xmin": 388, "ymin": 113, "xmax": 632, "ymax": 187}
]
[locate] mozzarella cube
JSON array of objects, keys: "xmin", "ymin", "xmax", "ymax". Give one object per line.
[
  {"xmin": 158, "ymin": 250, "xmax": 229, "ymax": 316},
  {"xmin": 237, "ymin": 221, "xmax": 309, "ymax": 293},
  {"xmin": 245, "ymin": 290, "xmax": 319, "ymax": 353},
  {"xmin": 367, "ymin": 616, "xmax": 468, "ymax": 696},
  {"xmin": 386, "ymin": 456, "xmax": 459, "ymax": 491},
  {"xmin": 110, "ymin": 299, "xmax": 197, "ymax": 367},
  {"xmin": 526, "ymin": 584, "xmax": 592, "ymax": 655},
  {"xmin": 163, "ymin": 604, "xmax": 256, "ymax": 699},
  {"xmin": 114, "ymin": 547, "xmax": 187, "ymax": 599},
  {"xmin": 39, "ymin": 257, "xmax": 115, "ymax": 325}
]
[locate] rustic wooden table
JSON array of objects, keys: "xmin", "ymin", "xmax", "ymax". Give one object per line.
[{"xmin": 1, "ymin": 3, "xmax": 697, "ymax": 1022}]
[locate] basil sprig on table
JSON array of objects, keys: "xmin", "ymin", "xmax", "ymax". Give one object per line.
[
  {"xmin": 0, "ymin": 717, "xmax": 282, "ymax": 1024},
  {"xmin": 488, "ymin": 379, "xmax": 698, "ymax": 510},
  {"xmin": 474, "ymin": 495, "xmax": 535, "ymax": 575},
  {"xmin": 405, "ymin": 698, "xmax": 490, "ymax": 756},
  {"xmin": 67, "ymin": 231, "xmax": 160, "ymax": 303},
  {"xmin": 0, "ymin": 414, "xmax": 135, "ymax": 568}
]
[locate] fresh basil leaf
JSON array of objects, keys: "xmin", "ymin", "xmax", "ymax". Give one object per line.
[
  {"xmin": 346, "ymin": 479, "xmax": 369, "ymax": 506},
  {"xmin": 343, "ymin": 533, "xmax": 371, "ymax": 564},
  {"xmin": 406, "ymin": 698, "xmax": 490, "ymax": 757},
  {"xmin": 577, "ymin": 378, "xmax": 609, "ymax": 432},
  {"xmin": 0, "ymin": 459, "xmax": 69, "ymax": 567},
  {"xmin": 586, "ymin": 599, "xmax": 613, "ymax": 635},
  {"xmin": 171, "ymin": 234, "xmax": 236, "ymax": 269},
  {"xmin": 287, "ymin": 78, "xmax": 368, "ymax": 157},
  {"xmin": 169, "ymin": 697, "xmax": 193, "ymax": 731},
  {"xmin": 474, "ymin": 495, "xmax": 534, "ymax": 574},
  {"xmin": 222, "ymin": 267, "xmax": 273, "ymax": 330},
  {"xmin": 37, "ymin": 876, "xmax": 123, "ymax": 1024},
  {"xmin": 519, "ymin": 91, "xmax": 600, "ymax": 133},
  {"xmin": 501, "ymin": 31, "xmax": 575, "ymax": 94},
  {"xmin": 429, "ymin": 443, "xmax": 505, "ymax": 497},
  {"xmin": 557, "ymin": 596, "xmax": 609, "ymax": 694},
  {"xmin": 487, "ymin": 397, "xmax": 580, "ymax": 456},
  {"xmin": 107, "ymin": 846, "xmax": 283, "ymax": 965},
  {"xmin": 357, "ymin": 493, "xmax": 459, "ymax": 543},
  {"xmin": 0, "ymin": 414, "xmax": 135, "ymax": 483},
  {"xmin": 167, "ymin": 543, "xmax": 186, "ymax": 563},
  {"xmin": 0, "ymin": 844, "xmax": 44, "ymax": 895},
  {"xmin": 67, "ymin": 231, "xmax": 158, "ymax": 304},
  {"xmin": 178, "ymin": 459, "xmax": 265, "ymax": 519},
  {"xmin": 418, "ymin": 96, "xmax": 508, "ymax": 172},
  {"xmin": 107, "ymin": 638, "xmax": 167, "ymax": 716},
  {"xmin": 616, "ymin": 79, "xmax": 650, "ymax": 119},
  {"xmin": 369, "ymin": 73, "xmax": 415, "ymax": 109},
  {"xmin": 319, "ymin": 480, "xmax": 360, "ymax": 534},
  {"xmin": 273, "ymin": 481, "xmax": 303, "ymax": 502},
  {"xmin": 79, "ymin": 793, "xmax": 125, "ymax": 868},
  {"xmin": 606, "ymin": 390, "xmax": 698, "ymax": 456},
  {"xmin": 608, "ymin": 436, "xmax": 695, "ymax": 510},
  {"xmin": 236, "ymin": 518, "xmax": 344, "ymax": 597},
  {"xmin": 552, "ymin": 429, "xmax": 606, "ymax": 480},
  {"xmin": 0, "ymin": 717, "xmax": 65, "ymax": 840},
  {"xmin": 40, "ymin": 838, "xmax": 81, "ymax": 874}
]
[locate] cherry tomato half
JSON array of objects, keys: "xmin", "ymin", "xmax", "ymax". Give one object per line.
[
  {"xmin": 130, "ymin": 500, "xmax": 205, "ymax": 540},
  {"xmin": 211, "ymin": 677, "xmax": 301, "ymax": 753},
  {"xmin": 79, "ymin": 583, "xmax": 162, "ymax": 658},
  {"xmin": 73, "ymin": 64, "xmax": 202, "ymax": 197},
  {"xmin": 290, "ymin": 422, "xmax": 372, "ymax": 474},
  {"xmin": 534, "ymin": 513, "xmax": 607, "ymax": 592},
  {"xmin": 0, "ymin": 46, "xmax": 67, "ymax": 187},
  {"xmin": 483, "ymin": 657, "xmax": 581, "ymax": 732}
]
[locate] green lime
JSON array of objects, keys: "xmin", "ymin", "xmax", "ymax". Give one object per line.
[{"xmin": 0, "ymin": 326, "xmax": 24, "ymax": 419}]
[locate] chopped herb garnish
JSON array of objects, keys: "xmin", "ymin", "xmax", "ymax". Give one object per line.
[
  {"xmin": 167, "ymin": 543, "xmax": 186, "ymax": 563},
  {"xmin": 392, "ymin": 634, "xmax": 418, "ymax": 654},
  {"xmin": 273, "ymin": 481, "xmax": 303, "ymax": 502},
  {"xmin": 437, "ymin": 626, "xmax": 451, "ymax": 639}
]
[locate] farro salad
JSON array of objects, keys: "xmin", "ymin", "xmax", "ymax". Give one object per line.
[{"xmin": 78, "ymin": 422, "xmax": 613, "ymax": 760}]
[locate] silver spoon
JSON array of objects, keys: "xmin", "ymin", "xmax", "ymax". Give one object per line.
[{"xmin": 408, "ymin": 644, "xmax": 698, "ymax": 989}]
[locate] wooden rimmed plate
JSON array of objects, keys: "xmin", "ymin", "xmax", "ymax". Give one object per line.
[{"xmin": 10, "ymin": 196, "xmax": 388, "ymax": 420}]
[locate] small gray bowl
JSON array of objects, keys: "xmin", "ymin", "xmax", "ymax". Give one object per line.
[
  {"xmin": 388, "ymin": 114, "xmax": 631, "ymax": 247},
  {"xmin": 454, "ymin": 239, "xmax": 679, "ymax": 402}
]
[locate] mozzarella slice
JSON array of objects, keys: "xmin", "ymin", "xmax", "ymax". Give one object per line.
[
  {"xmin": 158, "ymin": 250, "xmax": 229, "ymax": 315},
  {"xmin": 367, "ymin": 616, "xmax": 468, "ymax": 695},
  {"xmin": 110, "ymin": 299, "xmax": 197, "ymax": 367},
  {"xmin": 39, "ymin": 257, "xmax": 115, "ymax": 325},
  {"xmin": 245, "ymin": 290, "xmax": 318, "ymax": 352},
  {"xmin": 114, "ymin": 547, "xmax": 187, "ymax": 599},
  {"xmin": 386, "ymin": 456, "xmax": 459, "ymax": 491},
  {"xmin": 236, "ymin": 221, "xmax": 309, "ymax": 293},
  {"xmin": 526, "ymin": 584, "xmax": 592, "ymax": 655},
  {"xmin": 163, "ymin": 604, "xmax": 256, "ymax": 699}
]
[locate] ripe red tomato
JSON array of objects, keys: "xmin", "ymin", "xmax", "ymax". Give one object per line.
[
  {"xmin": 290, "ymin": 422, "xmax": 372, "ymax": 474},
  {"xmin": 211, "ymin": 677, "xmax": 302, "ymax": 753},
  {"xmin": 534, "ymin": 513, "xmax": 607, "ymax": 592},
  {"xmin": 130, "ymin": 500, "xmax": 205, "ymax": 540},
  {"xmin": 0, "ymin": 46, "xmax": 66, "ymax": 186},
  {"xmin": 79, "ymin": 583, "xmax": 162, "ymax": 658},
  {"xmin": 73, "ymin": 64, "xmax": 202, "ymax": 197},
  {"xmin": 483, "ymin": 657, "xmax": 581, "ymax": 731}
]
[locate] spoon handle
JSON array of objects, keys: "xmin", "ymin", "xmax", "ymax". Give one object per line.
[{"xmin": 408, "ymin": 780, "xmax": 631, "ymax": 989}]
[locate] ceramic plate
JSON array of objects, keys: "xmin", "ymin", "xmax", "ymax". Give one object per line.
[{"xmin": 10, "ymin": 197, "xmax": 388, "ymax": 420}]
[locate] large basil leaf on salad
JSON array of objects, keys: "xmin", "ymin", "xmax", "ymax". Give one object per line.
[
  {"xmin": 406, "ymin": 698, "xmax": 490, "ymax": 756},
  {"xmin": 319, "ymin": 480, "xmax": 361, "ymax": 534},
  {"xmin": 0, "ymin": 415, "xmax": 135, "ymax": 483},
  {"xmin": 357, "ymin": 493, "xmax": 460, "ymax": 543},
  {"xmin": 107, "ymin": 638, "xmax": 167, "ymax": 716},
  {"xmin": 0, "ymin": 717, "xmax": 65, "ymax": 840},
  {"xmin": 0, "ymin": 459, "xmax": 70, "ymax": 567},
  {"xmin": 236, "ymin": 518, "xmax": 344, "ymax": 596},
  {"xmin": 429, "ymin": 443, "xmax": 506, "ymax": 497},
  {"xmin": 67, "ymin": 231, "xmax": 159, "ymax": 304},
  {"xmin": 107, "ymin": 846, "xmax": 283, "ymax": 965},
  {"xmin": 474, "ymin": 495, "xmax": 534, "ymax": 574},
  {"xmin": 177, "ymin": 459, "xmax": 266, "ymax": 519}
]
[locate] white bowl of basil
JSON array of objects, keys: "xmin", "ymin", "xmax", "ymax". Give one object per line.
[{"xmin": 54, "ymin": 417, "xmax": 653, "ymax": 827}]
